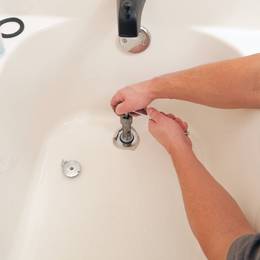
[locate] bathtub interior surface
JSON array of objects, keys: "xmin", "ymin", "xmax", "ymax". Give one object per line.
[{"xmin": 1, "ymin": 1, "xmax": 260, "ymax": 260}]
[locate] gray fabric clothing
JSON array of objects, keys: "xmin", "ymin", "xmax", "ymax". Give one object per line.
[{"xmin": 227, "ymin": 234, "xmax": 260, "ymax": 260}]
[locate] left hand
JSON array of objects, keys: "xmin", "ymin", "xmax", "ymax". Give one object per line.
[{"xmin": 111, "ymin": 80, "xmax": 155, "ymax": 115}]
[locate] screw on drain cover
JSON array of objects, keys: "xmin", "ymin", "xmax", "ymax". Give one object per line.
[{"xmin": 62, "ymin": 160, "xmax": 81, "ymax": 178}]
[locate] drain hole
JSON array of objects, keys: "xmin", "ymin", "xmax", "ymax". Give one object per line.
[
  {"xmin": 119, "ymin": 132, "xmax": 134, "ymax": 145},
  {"xmin": 62, "ymin": 160, "xmax": 81, "ymax": 178}
]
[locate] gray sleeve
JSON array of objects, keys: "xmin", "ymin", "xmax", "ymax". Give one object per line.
[{"xmin": 227, "ymin": 234, "xmax": 260, "ymax": 260}]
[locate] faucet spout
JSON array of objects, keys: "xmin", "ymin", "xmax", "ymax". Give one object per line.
[{"xmin": 117, "ymin": 0, "xmax": 146, "ymax": 37}]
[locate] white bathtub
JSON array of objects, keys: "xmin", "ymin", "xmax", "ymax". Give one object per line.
[{"xmin": 1, "ymin": 1, "xmax": 260, "ymax": 259}]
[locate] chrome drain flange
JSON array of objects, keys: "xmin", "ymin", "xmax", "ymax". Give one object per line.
[{"xmin": 62, "ymin": 160, "xmax": 81, "ymax": 178}]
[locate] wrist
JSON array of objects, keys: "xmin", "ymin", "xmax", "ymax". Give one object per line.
[
  {"xmin": 148, "ymin": 76, "xmax": 164, "ymax": 100},
  {"xmin": 148, "ymin": 72, "xmax": 185, "ymax": 101},
  {"xmin": 168, "ymin": 142, "xmax": 193, "ymax": 158}
]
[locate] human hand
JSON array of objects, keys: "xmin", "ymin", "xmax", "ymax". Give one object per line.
[
  {"xmin": 111, "ymin": 80, "xmax": 155, "ymax": 115},
  {"xmin": 147, "ymin": 107, "xmax": 192, "ymax": 154}
]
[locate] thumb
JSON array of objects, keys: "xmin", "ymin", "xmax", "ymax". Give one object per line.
[
  {"xmin": 147, "ymin": 107, "xmax": 163, "ymax": 122},
  {"xmin": 115, "ymin": 102, "xmax": 132, "ymax": 115}
]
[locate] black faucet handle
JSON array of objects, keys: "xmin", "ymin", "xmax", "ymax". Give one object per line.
[{"xmin": 118, "ymin": 0, "xmax": 146, "ymax": 38}]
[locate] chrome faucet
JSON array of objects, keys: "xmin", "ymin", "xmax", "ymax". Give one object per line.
[
  {"xmin": 117, "ymin": 0, "xmax": 146, "ymax": 37},
  {"xmin": 117, "ymin": 0, "xmax": 150, "ymax": 54}
]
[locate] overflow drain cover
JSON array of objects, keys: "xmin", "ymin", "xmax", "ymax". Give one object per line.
[{"xmin": 62, "ymin": 160, "xmax": 81, "ymax": 178}]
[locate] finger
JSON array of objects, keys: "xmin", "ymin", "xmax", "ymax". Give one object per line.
[
  {"xmin": 183, "ymin": 121, "xmax": 189, "ymax": 130},
  {"xmin": 175, "ymin": 117, "xmax": 188, "ymax": 131},
  {"xmin": 148, "ymin": 118, "xmax": 156, "ymax": 133},
  {"xmin": 147, "ymin": 107, "xmax": 163, "ymax": 123},
  {"xmin": 175, "ymin": 117, "xmax": 185, "ymax": 129},
  {"xmin": 165, "ymin": 113, "xmax": 186, "ymax": 129},
  {"xmin": 111, "ymin": 92, "xmax": 124, "ymax": 110},
  {"xmin": 115, "ymin": 101, "xmax": 132, "ymax": 115},
  {"xmin": 166, "ymin": 114, "xmax": 176, "ymax": 120},
  {"xmin": 160, "ymin": 112, "xmax": 167, "ymax": 116}
]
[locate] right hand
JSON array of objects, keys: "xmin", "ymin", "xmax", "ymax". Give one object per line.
[
  {"xmin": 147, "ymin": 107, "xmax": 192, "ymax": 154},
  {"xmin": 111, "ymin": 80, "xmax": 155, "ymax": 115}
]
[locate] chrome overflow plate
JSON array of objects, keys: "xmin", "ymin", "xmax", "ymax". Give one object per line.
[{"xmin": 119, "ymin": 27, "xmax": 151, "ymax": 54}]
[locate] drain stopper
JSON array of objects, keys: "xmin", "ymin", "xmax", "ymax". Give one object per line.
[
  {"xmin": 113, "ymin": 113, "xmax": 140, "ymax": 150},
  {"xmin": 120, "ymin": 114, "xmax": 134, "ymax": 145}
]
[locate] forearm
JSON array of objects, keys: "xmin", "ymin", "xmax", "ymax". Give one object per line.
[
  {"xmin": 170, "ymin": 147, "xmax": 255, "ymax": 260},
  {"xmin": 150, "ymin": 54, "xmax": 260, "ymax": 108}
]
